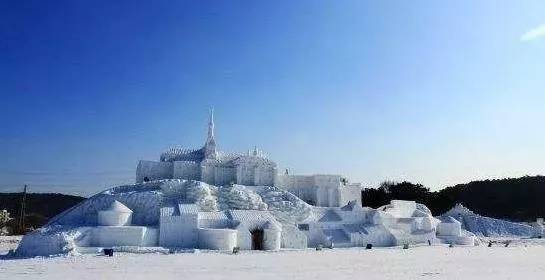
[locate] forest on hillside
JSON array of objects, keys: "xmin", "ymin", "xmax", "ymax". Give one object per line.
[
  {"xmin": 0, "ymin": 193, "xmax": 85, "ymax": 233},
  {"xmin": 362, "ymin": 175, "xmax": 545, "ymax": 222}
]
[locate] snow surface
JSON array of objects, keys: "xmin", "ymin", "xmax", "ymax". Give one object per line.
[{"xmin": 3, "ymin": 241, "xmax": 545, "ymax": 280}]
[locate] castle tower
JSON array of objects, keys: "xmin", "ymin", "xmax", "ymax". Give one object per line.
[{"xmin": 204, "ymin": 108, "xmax": 217, "ymax": 159}]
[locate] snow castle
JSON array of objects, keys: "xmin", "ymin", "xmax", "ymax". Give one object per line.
[
  {"xmin": 15, "ymin": 112, "xmax": 475, "ymax": 257},
  {"xmin": 137, "ymin": 109, "xmax": 362, "ymax": 207}
]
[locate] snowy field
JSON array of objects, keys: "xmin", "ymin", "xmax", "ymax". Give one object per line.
[{"xmin": 2, "ymin": 240, "xmax": 545, "ymax": 280}]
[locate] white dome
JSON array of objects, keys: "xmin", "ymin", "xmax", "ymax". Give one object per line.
[
  {"xmin": 97, "ymin": 200, "xmax": 133, "ymax": 226},
  {"xmin": 105, "ymin": 200, "xmax": 133, "ymax": 213}
]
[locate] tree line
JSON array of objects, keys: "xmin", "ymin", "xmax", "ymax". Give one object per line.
[{"xmin": 362, "ymin": 175, "xmax": 545, "ymax": 222}]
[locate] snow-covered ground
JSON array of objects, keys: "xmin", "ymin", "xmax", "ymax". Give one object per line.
[{"xmin": 2, "ymin": 240, "xmax": 545, "ymax": 280}]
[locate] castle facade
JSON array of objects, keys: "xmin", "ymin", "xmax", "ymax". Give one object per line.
[{"xmin": 136, "ymin": 110, "xmax": 362, "ymax": 207}]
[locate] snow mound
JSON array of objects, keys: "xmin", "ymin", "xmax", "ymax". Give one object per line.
[
  {"xmin": 217, "ymin": 184, "xmax": 268, "ymax": 211},
  {"xmin": 441, "ymin": 204, "xmax": 534, "ymax": 238},
  {"xmin": 15, "ymin": 179, "xmax": 311, "ymax": 257},
  {"xmin": 253, "ymin": 186, "xmax": 312, "ymax": 223},
  {"xmin": 15, "ymin": 226, "xmax": 92, "ymax": 257}
]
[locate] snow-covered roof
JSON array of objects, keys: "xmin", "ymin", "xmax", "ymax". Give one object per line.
[
  {"xmin": 160, "ymin": 147, "xmax": 205, "ymax": 162},
  {"xmin": 199, "ymin": 211, "xmax": 229, "ymax": 220},
  {"xmin": 198, "ymin": 211, "xmax": 232, "ymax": 229},
  {"xmin": 228, "ymin": 210, "xmax": 281, "ymax": 230}
]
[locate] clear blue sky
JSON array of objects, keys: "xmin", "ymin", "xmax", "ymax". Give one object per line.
[{"xmin": 1, "ymin": 1, "xmax": 544, "ymax": 196}]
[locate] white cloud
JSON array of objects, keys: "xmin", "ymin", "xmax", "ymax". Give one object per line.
[{"xmin": 520, "ymin": 23, "xmax": 545, "ymax": 42}]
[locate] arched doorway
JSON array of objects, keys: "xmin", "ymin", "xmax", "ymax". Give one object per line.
[{"xmin": 250, "ymin": 229, "xmax": 264, "ymax": 250}]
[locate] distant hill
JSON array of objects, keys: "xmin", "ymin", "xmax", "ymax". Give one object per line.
[
  {"xmin": 362, "ymin": 175, "xmax": 545, "ymax": 222},
  {"xmin": 0, "ymin": 193, "xmax": 85, "ymax": 231}
]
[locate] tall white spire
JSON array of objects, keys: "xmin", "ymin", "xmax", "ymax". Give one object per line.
[
  {"xmin": 207, "ymin": 107, "xmax": 215, "ymax": 141},
  {"xmin": 204, "ymin": 107, "xmax": 217, "ymax": 159}
]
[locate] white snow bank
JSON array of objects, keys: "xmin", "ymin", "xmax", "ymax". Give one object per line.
[
  {"xmin": 441, "ymin": 204, "xmax": 535, "ymax": 238},
  {"xmin": 15, "ymin": 226, "xmax": 92, "ymax": 257}
]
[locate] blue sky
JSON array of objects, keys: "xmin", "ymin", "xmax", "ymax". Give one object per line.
[{"xmin": 1, "ymin": 1, "xmax": 544, "ymax": 196}]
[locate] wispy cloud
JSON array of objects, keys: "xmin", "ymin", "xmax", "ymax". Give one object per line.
[{"xmin": 521, "ymin": 23, "xmax": 545, "ymax": 42}]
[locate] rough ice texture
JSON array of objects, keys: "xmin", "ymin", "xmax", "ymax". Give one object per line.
[
  {"xmin": 441, "ymin": 204, "xmax": 534, "ymax": 237},
  {"xmin": 15, "ymin": 226, "xmax": 91, "ymax": 257},
  {"xmin": 49, "ymin": 182, "xmax": 163, "ymax": 227},
  {"xmin": 253, "ymin": 186, "xmax": 312, "ymax": 224}
]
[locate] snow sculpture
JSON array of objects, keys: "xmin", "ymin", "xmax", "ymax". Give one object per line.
[
  {"xmin": 136, "ymin": 111, "xmax": 363, "ymax": 207},
  {"xmin": 197, "ymin": 228, "xmax": 237, "ymax": 250},
  {"xmin": 262, "ymin": 221, "xmax": 282, "ymax": 251},
  {"xmin": 98, "ymin": 200, "xmax": 133, "ymax": 226},
  {"xmin": 12, "ymin": 113, "xmax": 495, "ymax": 257},
  {"xmin": 441, "ymin": 203, "xmax": 534, "ymax": 238},
  {"xmin": 437, "ymin": 216, "xmax": 462, "ymax": 236},
  {"xmin": 15, "ymin": 177, "xmax": 479, "ymax": 257}
]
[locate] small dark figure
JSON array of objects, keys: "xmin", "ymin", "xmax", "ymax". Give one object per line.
[
  {"xmin": 103, "ymin": 248, "xmax": 114, "ymax": 257},
  {"xmin": 232, "ymin": 247, "xmax": 240, "ymax": 254},
  {"xmin": 504, "ymin": 241, "xmax": 511, "ymax": 247},
  {"xmin": 403, "ymin": 243, "xmax": 409, "ymax": 249},
  {"xmin": 428, "ymin": 240, "xmax": 432, "ymax": 246},
  {"xmin": 488, "ymin": 241, "xmax": 493, "ymax": 247},
  {"xmin": 366, "ymin": 243, "xmax": 373, "ymax": 250},
  {"xmin": 143, "ymin": 177, "xmax": 150, "ymax": 182},
  {"xmin": 316, "ymin": 244, "xmax": 323, "ymax": 251},
  {"xmin": 329, "ymin": 242, "xmax": 334, "ymax": 249},
  {"xmin": 538, "ymin": 235, "xmax": 542, "ymax": 239},
  {"xmin": 449, "ymin": 243, "xmax": 454, "ymax": 248}
]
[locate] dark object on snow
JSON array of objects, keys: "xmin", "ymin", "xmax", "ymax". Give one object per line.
[
  {"xmin": 316, "ymin": 245, "xmax": 323, "ymax": 251},
  {"xmin": 143, "ymin": 177, "xmax": 150, "ymax": 182},
  {"xmin": 328, "ymin": 242, "xmax": 334, "ymax": 249},
  {"xmin": 488, "ymin": 241, "xmax": 493, "ymax": 247},
  {"xmin": 538, "ymin": 235, "xmax": 542, "ymax": 239},
  {"xmin": 428, "ymin": 240, "xmax": 432, "ymax": 246},
  {"xmin": 403, "ymin": 244, "xmax": 409, "ymax": 249},
  {"xmin": 232, "ymin": 247, "xmax": 240, "ymax": 254},
  {"xmin": 366, "ymin": 243, "xmax": 373, "ymax": 249},
  {"xmin": 449, "ymin": 243, "xmax": 454, "ymax": 248},
  {"xmin": 504, "ymin": 241, "xmax": 511, "ymax": 247},
  {"xmin": 104, "ymin": 248, "xmax": 114, "ymax": 257}
]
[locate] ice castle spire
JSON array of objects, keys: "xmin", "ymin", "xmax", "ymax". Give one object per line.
[
  {"xmin": 207, "ymin": 107, "xmax": 215, "ymax": 141},
  {"xmin": 204, "ymin": 107, "xmax": 217, "ymax": 159}
]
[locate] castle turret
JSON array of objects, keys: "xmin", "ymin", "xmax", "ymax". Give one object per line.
[{"xmin": 204, "ymin": 108, "xmax": 217, "ymax": 159}]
